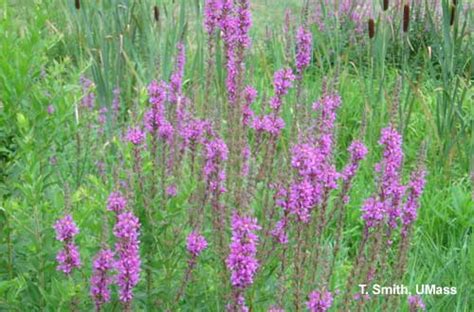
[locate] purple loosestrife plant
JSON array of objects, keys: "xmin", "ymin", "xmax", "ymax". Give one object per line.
[
  {"xmin": 170, "ymin": 42, "xmax": 186, "ymax": 108},
  {"xmin": 145, "ymin": 80, "xmax": 174, "ymax": 143},
  {"xmin": 342, "ymin": 140, "xmax": 368, "ymax": 182},
  {"xmin": 408, "ymin": 295, "xmax": 426, "ymax": 311},
  {"xmin": 295, "ymin": 26, "xmax": 313, "ymax": 76},
  {"xmin": 267, "ymin": 307, "xmax": 285, "ymax": 312},
  {"xmin": 176, "ymin": 232, "xmax": 209, "ymax": 302},
  {"xmin": 80, "ymin": 76, "xmax": 95, "ymax": 110},
  {"xmin": 226, "ymin": 212, "xmax": 261, "ymax": 311},
  {"xmin": 90, "ymin": 249, "xmax": 115, "ymax": 311},
  {"xmin": 202, "ymin": 135, "xmax": 229, "ymax": 264},
  {"xmin": 235, "ymin": 0, "xmax": 252, "ymax": 50},
  {"xmin": 112, "ymin": 87, "xmax": 120, "ymax": 122},
  {"xmin": 306, "ymin": 289, "xmax": 334, "ymax": 312},
  {"xmin": 54, "ymin": 215, "xmax": 81, "ymax": 275},
  {"xmin": 47, "ymin": 104, "xmax": 55, "ymax": 115},
  {"xmin": 204, "ymin": 0, "xmax": 222, "ymax": 35},
  {"xmin": 186, "ymin": 231, "xmax": 208, "ymax": 257},
  {"xmin": 400, "ymin": 167, "xmax": 426, "ymax": 236},
  {"xmin": 106, "ymin": 191, "xmax": 127, "ymax": 214},
  {"xmin": 203, "ymin": 137, "xmax": 229, "ymax": 196},
  {"xmin": 252, "ymin": 68, "xmax": 295, "ymax": 138},
  {"xmin": 242, "ymin": 85, "xmax": 257, "ymax": 127},
  {"xmin": 375, "ymin": 124, "xmax": 405, "ymax": 229},
  {"xmin": 270, "ymin": 68, "xmax": 296, "ymax": 111},
  {"xmin": 113, "ymin": 212, "xmax": 141, "ymax": 306},
  {"xmin": 126, "ymin": 127, "xmax": 145, "ymax": 146},
  {"xmin": 56, "ymin": 243, "xmax": 81, "ymax": 275}
]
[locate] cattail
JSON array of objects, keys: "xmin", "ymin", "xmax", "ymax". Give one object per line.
[
  {"xmin": 450, "ymin": 5, "xmax": 456, "ymax": 26},
  {"xmin": 153, "ymin": 5, "xmax": 160, "ymax": 22},
  {"xmin": 383, "ymin": 0, "xmax": 389, "ymax": 11},
  {"xmin": 403, "ymin": 4, "xmax": 410, "ymax": 33},
  {"xmin": 75, "ymin": 0, "xmax": 80, "ymax": 10},
  {"xmin": 368, "ymin": 19, "xmax": 375, "ymax": 39}
]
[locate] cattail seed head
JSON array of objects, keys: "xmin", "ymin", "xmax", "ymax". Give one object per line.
[
  {"xmin": 383, "ymin": 0, "xmax": 389, "ymax": 11},
  {"xmin": 154, "ymin": 6, "xmax": 160, "ymax": 22},
  {"xmin": 368, "ymin": 19, "xmax": 375, "ymax": 39},
  {"xmin": 75, "ymin": 0, "xmax": 80, "ymax": 10},
  {"xmin": 403, "ymin": 4, "xmax": 410, "ymax": 33},
  {"xmin": 450, "ymin": 5, "xmax": 456, "ymax": 26}
]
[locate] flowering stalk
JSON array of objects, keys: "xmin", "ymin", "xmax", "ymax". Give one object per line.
[
  {"xmin": 176, "ymin": 232, "xmax": 208, "ymax": 302},
  {"xmin": 90, "ymin": 249, "xmax": 114, "ymax": 311},
  {"xmin": 54, "ymin": 215, "xmax": 81, "ymax": 275},
  {"xmin": 113, "ymin": 211, "xmax": 141, "ymax": 311},
  {"xmin": 203, "ymin": 136, "xmax": 229, "ymax": 266},
  {"xmin": 126, "ymin": 127, "xmax": 146, "ymax": 215},
  {"xmin": 306, "ymin": 289, "xmax": 334, "ymax": 312},
  {"xmin": 327, "ymin": 140, "xmax": 368, "ymax": 284},
  {"xmin": 253, "ymin": 68, "xmax": 295, "ymax": 185},
  {"xmin": 226, "ymin": 212, "xmax": 261, "ymax": 311},
  {"xmin": 408, "ymin": 295, "xmax": 426, "ymax": 311}
]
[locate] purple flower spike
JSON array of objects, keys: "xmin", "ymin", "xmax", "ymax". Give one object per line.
[
  {"xmin": 114, "ymin": 212, "xmax": 141, "ymax": 303},
  {"xmin": 235, "ymin": 0, "xmax": 252, "ymax": 49},
  {"xmin": 186, "ymin": 232, "xmax": 208, "ymax": 257},
  {"xmin": 56, "ymin": 242, "xmax": 81, "ymax": 274},
  {"xmin": 306, "ymin": 290, "xmax": 333, "ymax": 312},
  {"xmin": 270, "ymin": 68, "xmax": 296, "ymax": 111},
  {"xmin": 47, "ymin": 104, "xmax": 55, "ymax": 115},
  {"xmin": 90, "ymin": 249, "xmax": 115, "ymax": 310},
  {"xmin": 54, "ymin": 215, "xmax": 79, "ymax": 242},
  {"xmin": 408, "ymin": 295, "xmax": 426, "ymax": 311},
  {"xmin": 401, "ymin": 168, "xmax": 426, "ymax": 235},
  {"xmin": 166, "ymin": 185, "xmax": 177, "ymax": 197},
  {"xmin": 268, "ymin": 307, "xmax": 285, "ymax": 312},
  {"xmin": 342, "ymin": 140, "xmax": 368, "ymax": 181},
  {"xmin": 126, "ymin": 127, "xmax": 145, "ymax": 146},
  {"xmin": 296, "ymin": 26, "xmax": 312, "ymax": 74},
  {"xmin": 376, "ymin": 125, "xmax": 405, "ymax": 229},
  {"xmin": 361, "ymin": 197, "xmax": 385, "ymax": 228},
  {"xmin": 270, "ymin": 218, "xmax": 288, "ymax": 244},
  {"xmin": 170, "ymin": 42, "xmax": 186, "ymax": 105},
  {"xmin": 226, "ymin": 212, "xmax": 261, "ymax": 289},
  {"xmin": 107, "ymin": 191, "xmax": 127, "ymax": 213},
  {"xmin": 204, "ymin": 0, "xmax": 222, "ymax": 35},
  {"xmin": 80, "ymin": 76, "xmax": 96, "ymax": 110},
  {"xmin": 203, "ymin": 137, "xmax": 229, "ymax": 194}
]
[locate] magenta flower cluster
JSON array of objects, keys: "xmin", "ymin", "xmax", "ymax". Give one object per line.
[
  {"xmin": 253, "ymin": 68, "xmax": 295, "ymax": 136},
  {"xmin": 203, "ymin": 137, "xmax": 229, "ymax": 194},
  {"xmin": 113, "ymin": 212, "xmax": 141, "ymax": 302},
  {"xmin": 270, "ymin": 68, "xmax": 296, "ymax": 111},
  {"xmin": 145, "ymin": 80, "xmax": 174, "ymax": 142},
  {"xmin": 126, "ymin": 127, "xmax": 145, "ymax": 146},
  {"xmin": 226, "ymin": 212, "xmax": 261, "ymax": 289},
  {"xmin": 342, "ymin": 140, "xmax": 368, "ymax": 181},
  {"xmin": 306, "ymin": 289, "xmax": 334, "ymax": 312},
  {"xmin": 204, "ymin": 0, "xmax": 222, "ymax": 35},
  {"xmin": 107, "ymin": 191, "xmax": 127, "ymax": 213},
  {"xmin": 401, "ymin": 167, "xmax": 426, "ymax": 235},
  {"xmin": 186, "ymin": 232, "xmax": 208, "ymax": 257},
  {"xmin": 408, "ymin": 295, "xmax": 426, "ymax": 311},
  {"xmin": 295, "ymin": 26, "xmax": 313, "ymax": 75},
  {"xmin": 362, "ymin": 125, "xmax": 406, "ymax": 229},
  {"xmin": 170, "ymin": 42, "xmax": 186, "ymax": 106},
  {"xmin": 80, "ymin": 76, "xmax": 95, "ymax": 110},
  {"xmin": 90, "ymin": 249, "xmax": 115, "ymax": 310},
  {"xmin": 54, "ymin": 215, "xmax": 81, "ymax": 274}
]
